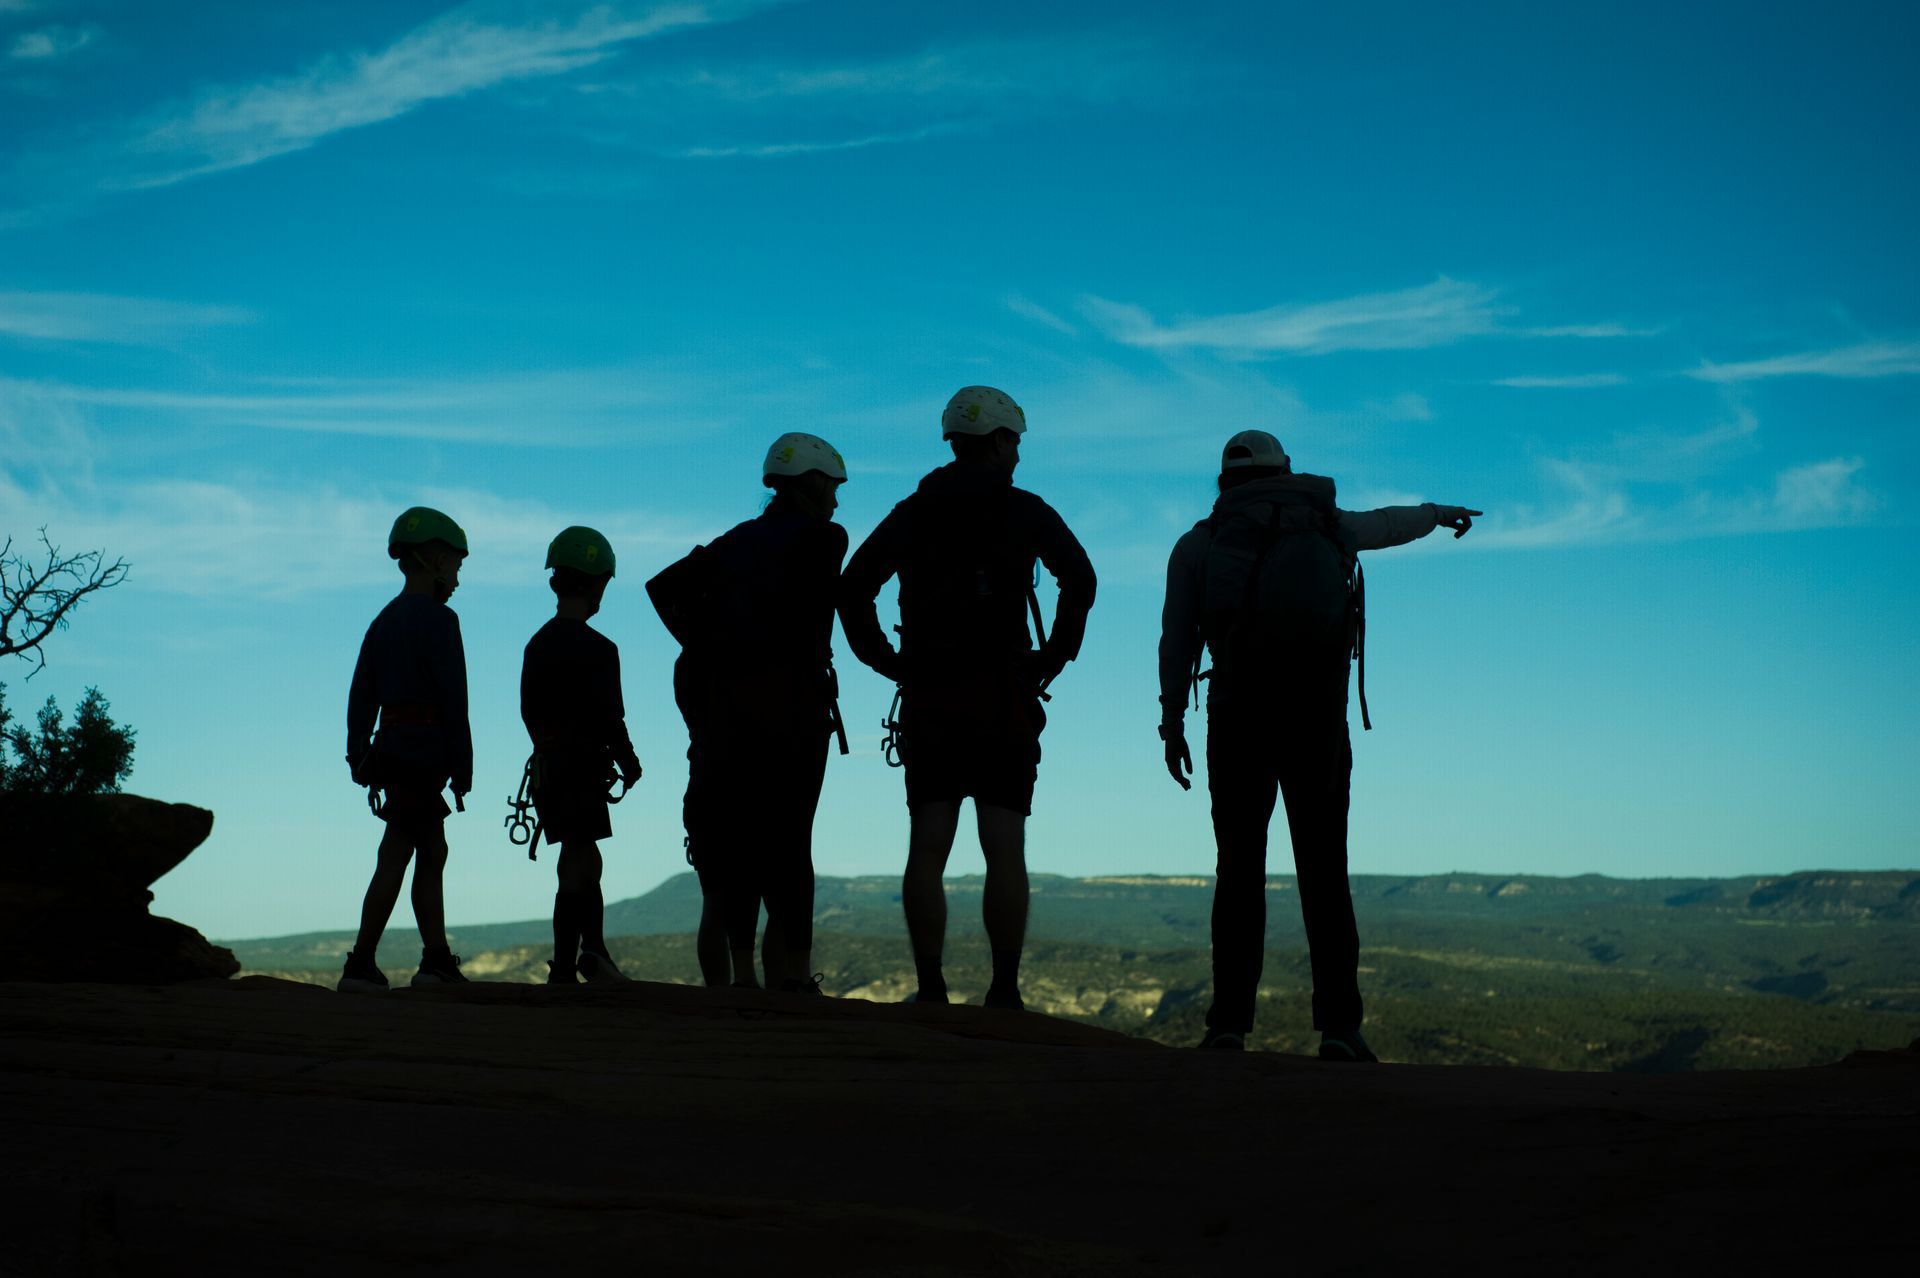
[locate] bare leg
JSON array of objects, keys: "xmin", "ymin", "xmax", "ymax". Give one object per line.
[
  {"xmin": 696, "ymin": 903, "xmax": 729, "ymax": 987},
  {"xmin": 976, "ymin": 803, "xmax": 1029, "ymax": 1009},
  {"xmin": 976, "ymin": 804, "xmax": 1029, "ymax": 953},
  {"xmin": 761, "ymin": 915, "xmax": 787, "ymax": 990},
  {"xmin": 353, "ymin": 826, "xmax": 413, "ymax": 955},
  {"xmin": 409, "ymin": 831, "xmax": 450, "ymax": 952},
  {"xmin": 903, "ymin": 800, "xmax": 962, "ymax": 1002}
]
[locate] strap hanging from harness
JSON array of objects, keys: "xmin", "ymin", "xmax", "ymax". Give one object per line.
[
  {"xmin": 1352, "ymin": 559, "xmax": 1371, "ymax": 731},
  {"xmin": 1026, "ymin": 581, "xmax": 1055, "ymax": 702},
  {"xmin": 826, "ymin": 663, "xmax": 850, "ymax": 757}
]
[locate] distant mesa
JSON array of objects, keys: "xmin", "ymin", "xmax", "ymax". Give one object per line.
[{"xmin": 0, "ymin": 793, "xmax": 238, "ymax": 983}]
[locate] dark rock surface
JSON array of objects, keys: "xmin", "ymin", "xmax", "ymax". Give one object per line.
[
  {"xmin": 0, "ymin": 793, "xmax": 237, "ymax": 982},
  {"xmin": 0, "ymin": 979, "xmax": 1913, "ymax": 1274}
]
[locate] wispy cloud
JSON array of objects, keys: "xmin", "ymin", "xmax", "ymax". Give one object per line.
[
  {"xmin": 1078, "ymin": 279, "xmax": 1654, "ymax": 358},
  {"xmin": 1493, "ymin": 373, "xmax": 1627, "ymax": 389},
  {"xmin": 0, "ymin": 468, "xmax": 713, "ymax": 597},
  {"xmin": 594, "ymin": 33, "xmax": 1165, "ymax": 108},
  {"xmin": 1469, "ymin": 449, "xmax": 1879, "ymax": 551},
  {"xmin": 1772, "ymin": 456, "xmax": 1877, "ymax": 524},
  {"xmin": 1080, "ymin": 278, "xmax": 1511, "ymax": 355},
  {"xmin": 1004, "ymin": 294, "xmax": 1078, "ymax": 337},
  {"xmin": 114, "ymin": 2, "xmax": 758, "ymax": 190},
  {"xmin": 0, "ymin": 365, "xmax": 741, "ymax": 445},
  {"xmin": 7, "ymin": 23, "xmax": 97, "ymax": 61},
  {"xmin": 1687, "ymin": 340, "xmax": 1920, "ymax": 382},
  {"xmin": 671, "ymin": 122, "xmax": 964, "ymax": 158},
  {"xmin": 0, "ymin": 290, "xmax": 254, "ymax": 344},
  {"xmin": 1524, "ymin": 322, "xmax": 1660, "ymax": 339}
]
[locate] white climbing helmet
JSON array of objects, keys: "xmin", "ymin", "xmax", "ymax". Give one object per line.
[
  {"xmin": 940, "ymin": 385, "xmax": 1027, "ymax": 439},
  {"xmin": 1220, "ymin": 429, "xmax": 1289, "ymax": 471},
  {"xmin": 762, "ymin": 432, "xmax": 847, "ymax": 485}
]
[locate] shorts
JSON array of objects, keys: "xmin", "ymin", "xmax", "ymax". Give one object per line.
[
  {"xmin": 898, "ymin": 676, "xmax": 1045, "ymax": 816},
  {"xmin": 681, "ymin": 722, "xmax": 829, "ymax": 870},
  {"xmin": 532, "ymin": 749, "xmax": 613, "ymax": 845},
  {"xmin": 371, "ymin": 757, "xmax": 451, "ymax": 833}
]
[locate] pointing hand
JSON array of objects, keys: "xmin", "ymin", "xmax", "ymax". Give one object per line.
[{"xmin": 1433, "ymin": 505, "xmax": 1483, "ymax": 538}]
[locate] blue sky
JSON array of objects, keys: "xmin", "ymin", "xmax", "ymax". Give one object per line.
[{"xmin": 3, "ymin": 0, "xmax": 1916, "ymax": 940}]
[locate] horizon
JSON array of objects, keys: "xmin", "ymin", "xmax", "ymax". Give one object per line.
[
  {"xmin": 3, "ymin": 1, "xmax": 1917, "ymax": 939},
  {"xmin": 220, "ymin": 863, "xmax": 1916, "ymax": 945}
]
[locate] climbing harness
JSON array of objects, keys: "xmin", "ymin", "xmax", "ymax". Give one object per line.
[
  {"xmin": 506, "ymin": 754, "xmax": 544, "ymax": 860},
  {"xmin": 508, "ymin": 751, "xmax": 634, "ymax": 861}
]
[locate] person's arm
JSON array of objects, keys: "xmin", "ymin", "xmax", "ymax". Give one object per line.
[
  {"xmin": 835, "ymin": 507, "xmax": 907, "ymax": 682},
  {"xmin": 1336, "ymin": 503, "xmax": 1481, "ymax": 553},
  {"xmin": 345, "ymin": 623, "xmax": 379, "ymax": 781},
  {"xmin": 817, "ymin": 522, "xmax": 851, "ymax": 665},
  {"xmin": 444, "ymin": 611, "xmax": 473, "ymax": 800},
  {"xmin": 1029, "ymin": 497, "xmax": 1097, "ymax": 679},
  {"xmin": 609, "ymin": 646, "xmax": 641, "ymax": 783},
  {"xmin": 1156, "ymin": 530, "xmax": 1206, "ymax": 790}
]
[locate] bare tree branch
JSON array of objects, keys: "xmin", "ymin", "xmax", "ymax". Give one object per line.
[{"xmin": 0, "ymin": 528, "xmax": 130, "ymax": 678}]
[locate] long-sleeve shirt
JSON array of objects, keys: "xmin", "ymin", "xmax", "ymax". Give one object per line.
[
  {"xmin": 346, "ymin": 592, "xmax": 473, "ymax": 792},
  {"xmin": 520, "ymin": 617, "xmax": 640, "ymax": 775},
  {"xmin": 837, "ymin": 462, "xmax": 1097, "ymax": 684},
  {"xmin": 1158, "ymin": 474, "xmax": 1441, "ymax": 728}
]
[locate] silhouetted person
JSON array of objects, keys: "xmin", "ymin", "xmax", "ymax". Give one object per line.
[
  {"xmin": 522, "ymin": 526, "xmax": 643, "ymax": 984},
  {"xmin": 341, "ymin": 507, "xmax": 474, "ymax": 992},
  {"xmin": 838, "ymin": 387, "xmax": 1096, "ymax": 1009},
  {"xmin": 1158, "ymin": 431, "xmax": 1480, "ymax": 1058},
  {"xmin": 649, "ymin": 434, "xmax": 850, "ymax": 993}
]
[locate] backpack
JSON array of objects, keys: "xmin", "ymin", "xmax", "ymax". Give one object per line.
[{"xmin": 1198, "ymin": 475, "xmax": 1370, "ymax": 727}]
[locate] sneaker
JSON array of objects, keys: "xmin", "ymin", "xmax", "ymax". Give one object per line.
[
  {"xmin": 337, "ymin": 949, "xmax": 389, "ymax": 994},
  {"xmin": 982, "ymin": 984, "xmax": 1025, "ymax": 1011},
  {"xmin": 779, "ymin": 972, "xmax": 826, "ymax": 996},
  {"xmin": 546, "ymin": 959, "xmax": 578, "ymax": 985},
  {"xmin": 411, "ymin": 949, "xmax": 469, "ymax": 986},
  {"xmin": 1196, "ymin": 1028, "xmax": 1246, "ymax": 1051},
  {"xmin": 1318, "ymin": 1030, "xmax": 1379, "ymax": 1063},
  {"xmin": 577, "ymin": 949, "xmax": 631, "ymax": 984}
]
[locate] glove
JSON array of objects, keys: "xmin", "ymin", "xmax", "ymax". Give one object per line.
[{"xmin": 1159, "ymin": 723, "xmax": 1192, "ymax": 791}]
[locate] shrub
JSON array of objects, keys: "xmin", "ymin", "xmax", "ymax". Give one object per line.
[{"xmin": 0, "ymin": 683, "xmax": 136, "ymax": 796}]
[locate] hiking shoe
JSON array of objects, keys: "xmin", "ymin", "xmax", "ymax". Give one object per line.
[
  {"xmin": 577, "ymin": 949, "xmax": 631, "ymax": 984},
  {"xmin": 982, "ymin": 984, "xmax": 1025, "ymax": 1011},
  {"xmin": 779, "ymin": 972, "xmax": 826, "ymax": 996},
  {"xmin": 1318, "ymin": 1030, "xmax": 1379, "ymax": 1063},
  {"xmin": 904, "ymin": 989, "xmax": 948, "ymax": 1005},
  {"xmin": 1196, "ymin": 1028, "xmax": 1246, "ymax": 1051},
  {"xmin": 411, "ymin": 950, "xmax": 469, "ymax": 986},
  {"xmin": 337, "ymin": 949, "xmax": 389, "ymax": 994},
  {"xmin": 546, "ymin": 959, "xmax": 578, "ymax": 985}
]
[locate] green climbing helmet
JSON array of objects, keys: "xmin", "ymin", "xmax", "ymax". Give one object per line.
[
  {"xmin": 545, "ymin": 525, "xmax": 615, "ymax": 577},
  {"xmin": 388, "ymin": 506, "xmax": 469, "ymax": 559}
]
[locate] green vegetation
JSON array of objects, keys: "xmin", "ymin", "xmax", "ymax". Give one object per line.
[
  {"xmin": 0, "ymin": 684, "xmax": 137, "ymax": 796},
  {"xmin": 233, "ymin": 870, "xmax": 1920, "ymax": 1071}
]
